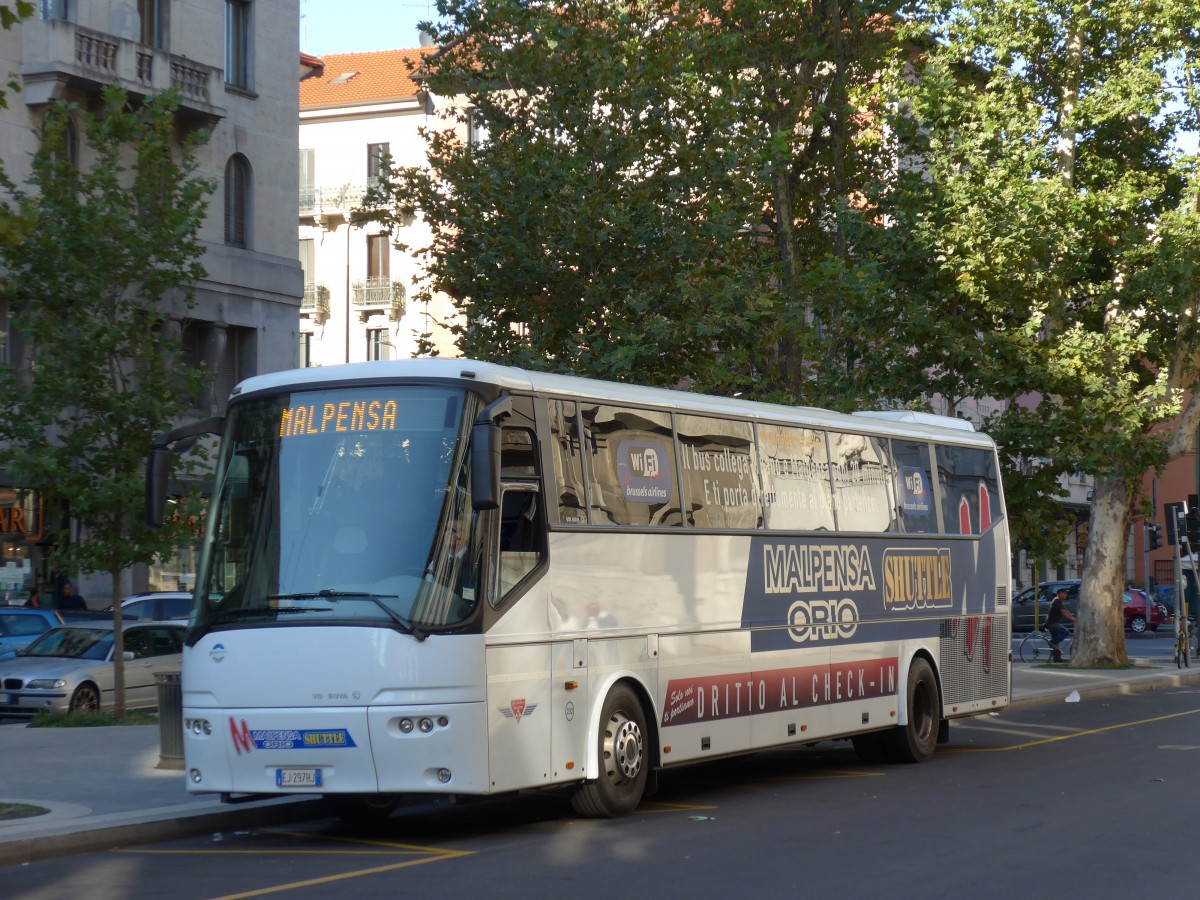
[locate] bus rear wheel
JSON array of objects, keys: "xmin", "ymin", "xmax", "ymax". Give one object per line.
[
  {"xmin": 571, "ymin": 684, "xmax": 648, "ymax": 818},
  {"xmin": 884, "ymin": 657, "xmax": 940, "ymax": 763}
]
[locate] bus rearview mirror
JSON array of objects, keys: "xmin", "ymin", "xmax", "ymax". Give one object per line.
[{"xmin": 471, "ymin": 421, "xmax": 502, "ymax": 510}]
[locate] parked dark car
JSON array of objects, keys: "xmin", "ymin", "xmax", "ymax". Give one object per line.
[{"xmin": 1011, "ymin": 580, "xmax": 1080, "ymax": 632}]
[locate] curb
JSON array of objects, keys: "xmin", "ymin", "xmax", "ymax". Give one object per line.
[
  {"xmin": 0, "ymin": 797, "xmax": 328, "ymax": 868},
  {"xmin": 1005, "ymin": 665, "xmax": 1200, "ymax": 712}
]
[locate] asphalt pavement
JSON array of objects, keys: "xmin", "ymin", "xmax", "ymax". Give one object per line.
[{"xmin": 4, "ymin": 646, "xmax": 1200, "ymax": 868}]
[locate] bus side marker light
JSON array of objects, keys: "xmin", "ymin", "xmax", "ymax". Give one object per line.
[
  {"xmin": 801, "ymin": 725, "xmax": 807, "ymax": 732},
  {"xmin": 663, "ymin": 745, "xmax": 671, "ymax": 754},
  {"xmin": 565, "ymin": 681, "xmax": 578, "ymax": 690},
  {"xmin": 566, "ymin": 761, "xmax": 575, "ymax": 770}
]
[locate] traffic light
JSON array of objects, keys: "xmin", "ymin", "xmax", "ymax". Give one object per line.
[
  {"xmin": 1147, "ymin": 522, "xmax": 1163, "ymax": 551},
  {"xmin": 1188, "ymin": 495, "xmax": 1200, "ymax": 548}
]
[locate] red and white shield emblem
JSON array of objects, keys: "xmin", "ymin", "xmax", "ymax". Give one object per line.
[{"xmin": 510, "ymin": 699, "xmax": 526, "ymax": 722}]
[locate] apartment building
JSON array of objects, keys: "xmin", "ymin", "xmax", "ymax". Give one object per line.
[
  {"xmin": 0, "ymin": 0, "xmax": 303, "ymax": 604},
  {"xmin": 298, "ymin": 47, "xmax": 460, "ymax": 367}
]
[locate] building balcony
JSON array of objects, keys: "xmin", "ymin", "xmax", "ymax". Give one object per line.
[
  {"xmin": 301, "ymin": 283, "xmax": 330, "ymax": 322},
  {"xmin": 351, "ymin": 278, "xmax": 406, "ymax": 322},
  {"xmin": 20, "ymin": 19, "xmax": 225, "ymax": 124}
]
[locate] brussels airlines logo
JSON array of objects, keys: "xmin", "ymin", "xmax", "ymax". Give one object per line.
[
  {"xmin": 616, "ymin": 439, "xmax": 673, "ymax": 504},
  {"xmin": 900, "ymin": 466, "xmax": 931, "ymax": 514}
]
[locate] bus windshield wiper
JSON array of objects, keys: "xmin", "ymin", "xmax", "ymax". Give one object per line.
[{"xmin": 266, "ymin": 590, "xmax": 427, "ymax": 641}]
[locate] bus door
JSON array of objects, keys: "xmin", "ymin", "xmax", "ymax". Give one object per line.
[{"xmin": 485, "ymin": 460, "xmax": 560, "ymax": 791}]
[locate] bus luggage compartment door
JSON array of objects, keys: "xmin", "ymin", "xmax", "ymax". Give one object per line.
[{"xmin": 486, "ymin": 644, "xmax": 553, "ymax": 792}]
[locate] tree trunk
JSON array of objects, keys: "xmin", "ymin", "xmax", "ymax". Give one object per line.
[
  {"xmin": 1072, "ymin": 474, "xmax": 1132, "ymax": 666},
  {"xmin": 111, "ymin": 567, "xmax": 126, "ymax": 720}
]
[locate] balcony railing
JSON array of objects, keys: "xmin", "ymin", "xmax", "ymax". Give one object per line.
[
  {"xmin": 298, "ymin": 182, "xmax": 400, "ymax": 220},
  {"xmin": 301, "ymin": 283, "xmax": 330, "ymax": 321},
  {"xmin": 352, "ymin": 277, "xmax": 393, "ymax": 309},
  {"xmin": 21, "ymin": 20, "xmax": 225, "ymax": 122}
]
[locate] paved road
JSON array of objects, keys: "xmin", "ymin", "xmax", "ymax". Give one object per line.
[{"xmin": 5, "ymin": 684, "xmax": 1199, "ymax": 899}]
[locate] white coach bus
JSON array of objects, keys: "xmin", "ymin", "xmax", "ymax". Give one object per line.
[{"xmin": 145, "ymin": 359, "xmax": 1011, "ymax": 818}]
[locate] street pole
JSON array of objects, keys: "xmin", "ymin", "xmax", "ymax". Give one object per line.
[{"xmin": 1143, "ymin": 522, "xmax": 1152, "ymax": 599}]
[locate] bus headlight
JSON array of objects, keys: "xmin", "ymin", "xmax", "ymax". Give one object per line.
[
  {"xmin": 398, "ymin": 718, "xmax": 414, "ymax": 733},
  {"xmin": 419, "ymin": 718, "xmax": 434, "ymax": 733}
]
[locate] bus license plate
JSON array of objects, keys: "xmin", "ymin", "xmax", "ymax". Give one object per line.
[{"xmin": 276, "ymin": 768, "xmax": 322, "ymax": 788}]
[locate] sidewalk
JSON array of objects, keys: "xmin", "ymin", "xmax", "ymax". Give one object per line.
[{"xmin": 4, "ymin": 652, "xmax": 1200, "ymax": 868}]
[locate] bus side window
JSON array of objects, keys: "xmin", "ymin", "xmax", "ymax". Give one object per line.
[{"xmin": 496, "ymin": 489, "xmax": 543, "ymax": 603}]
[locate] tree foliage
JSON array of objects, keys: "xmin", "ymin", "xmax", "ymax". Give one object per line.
[
  {"xmin": 371, "ymin": 0, "xmax": 902, "ymax": 397},
  {"xmin": 0, "ymin": 88, "xmax": 214, "ymax": 713},
  {"xmin": 882, "ymin": 0, "xmax": 1200, "ymax": 664}
]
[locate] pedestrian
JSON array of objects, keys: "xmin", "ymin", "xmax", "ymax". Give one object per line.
[
  {"xmin": 1046, "ymin": 586, "xmax": 1075, "ymax": 662},
  {"xmin": 24, "ymin": 588, "xmax": 40, "ymax": 608},
  {"xmin": 58, "ymin": 581, "xmax": 87, "ymax": 611}
]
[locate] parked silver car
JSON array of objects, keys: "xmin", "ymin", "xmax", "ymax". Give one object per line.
[
  {"xmin": 113, "ymin": 591, "xmax": 192, "ymax": 621},
  {"xmin": 0, "ymin": 621, "xmax": 184, "ymax": 716}
]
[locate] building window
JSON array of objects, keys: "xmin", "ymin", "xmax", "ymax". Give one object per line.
[
  {"xmin": 367, "ymin": 328, "xmax": 391, "ymax": 361},
  {"xmin": 138, "ymin": 0, "xmax": 166, "ymax": 49},
  {"xmin": 42, "ymin": 111, "xmax": 78, "ymax": 171},
  {"xmin": 224, "ymin": 154, "xmax": 251, "ymax": 248},
  {"xmin": 299, "ymin": 238, "xmax": 314, "ymax": 285},
  {"xmin": 299, "ymin": 148, "xmax": 315, "ymax": 212},
  {"xmin": 367, "ymin": 233, "xmax": 390, "ymax": 281},
  {"xmin": 299, "ymin": 332, "xmax": 312, "ymax": 368},
  {"xmin": 466, "ymin": 109, "xmax": 489, "ymax": 146},
  {"xmin": 224, "ymin": 1, "xmax": 252, "ymax": 90},
  {"xmin": 40, "ymin": 0, "xmax": 68, "ymax": 20},
  {"xmin": 367, "ymin": 142, "xmax": 389, "ymax": 188}
]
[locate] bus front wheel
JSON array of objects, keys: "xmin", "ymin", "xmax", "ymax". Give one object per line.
[
  {"xmin": 571, "ymin": 684, "xmax": 649, "ymax": 818},
  {"xmin": 884, "ymin": 657, "xmax": 940, "ymax": 763}
]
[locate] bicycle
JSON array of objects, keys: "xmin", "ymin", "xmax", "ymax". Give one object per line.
[
  {"xmin": 1018, "ymin": 628, "xmax": 1072, "ymax": 664},
  {"xmin": 1176, "ymin": 617, "xmax": 1194, "ymax": 669}
]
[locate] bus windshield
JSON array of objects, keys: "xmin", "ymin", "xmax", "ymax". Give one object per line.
[{"xmin": 191, "ymin": 384, "xmax": 484, "ymax": 637}]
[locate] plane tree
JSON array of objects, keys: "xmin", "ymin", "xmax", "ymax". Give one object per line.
[{"xmin": 877, "ymin": 0, "xmax": 1200, "ymax": 665}]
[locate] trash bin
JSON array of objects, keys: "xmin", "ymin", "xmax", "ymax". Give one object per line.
[{"xmin": 156, "ymin": 671, "xmax": 184, "ymax": 770}]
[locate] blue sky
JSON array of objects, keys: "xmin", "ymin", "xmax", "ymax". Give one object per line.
[{"xmin": 300, "ymin": 0, "xmax": 442, "ymax": 54}]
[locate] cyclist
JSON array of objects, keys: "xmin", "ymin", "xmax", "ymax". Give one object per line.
[{"xmin": 1046, "ymin": 586, "xmax": 1075, "ymax": 662}]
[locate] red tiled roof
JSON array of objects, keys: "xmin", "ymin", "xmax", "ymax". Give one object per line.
[{"xmin": 299, "ymin": 48, "xmax": 435, "ymax": 109}]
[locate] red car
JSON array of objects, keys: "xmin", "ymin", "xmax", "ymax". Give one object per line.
[{"xmin": 1124, "ymin": 589, "xmax": 1168, "ymax": 633}]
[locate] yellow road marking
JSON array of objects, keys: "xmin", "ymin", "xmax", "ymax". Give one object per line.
[
  {"xmin": 207, "ymin": 850, "xmax": 474, "ymax": 900},
  {"xmin": 783, "ymin": 768, "xmax": 886, "ymax": 780},
  {"xmin": 634, "ymin": 801, "xmax": 717, "ymax": 815},
  {"xmin": 944, "ymin": 707, "xmax": 1200, "ymax": 753},
  {"xmin": 120, "ymin": 832, "xmax": 473, "ymax": 898}
]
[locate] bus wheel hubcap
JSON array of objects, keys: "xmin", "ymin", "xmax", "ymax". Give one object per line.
[{"xmin": 604, "ymin": 712, "xmax": 643, "ymax": 783}]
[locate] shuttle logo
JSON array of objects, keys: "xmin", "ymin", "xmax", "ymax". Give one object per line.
[{"xmin": 229, "ymin": 718, "xmax": 357, "ymax": 755}]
